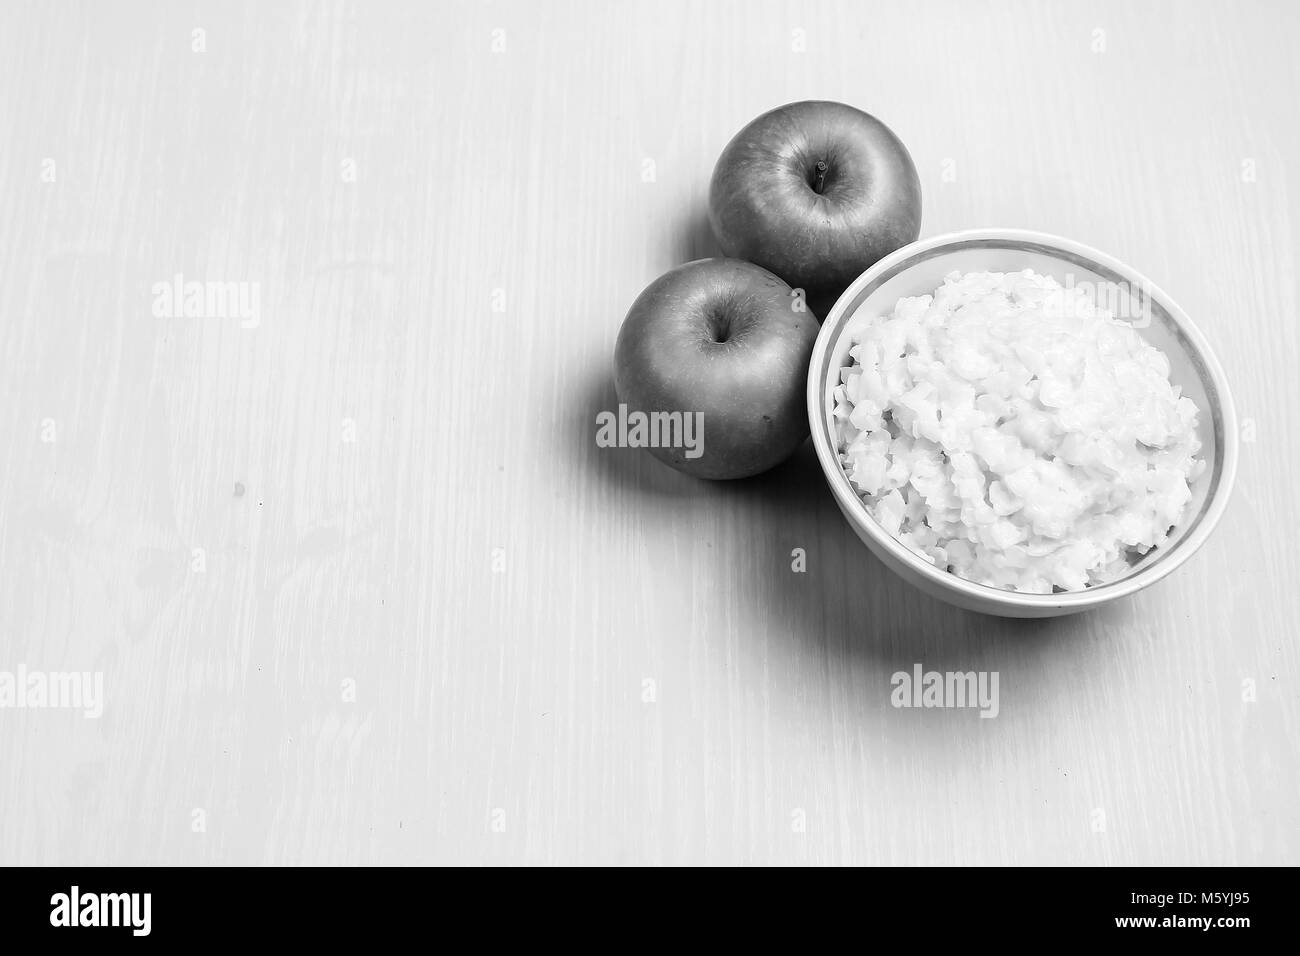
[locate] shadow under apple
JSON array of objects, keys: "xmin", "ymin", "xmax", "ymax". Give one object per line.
[{"xmin": 674, "ymin": 206, "xmax": 722, "ymax": 265}]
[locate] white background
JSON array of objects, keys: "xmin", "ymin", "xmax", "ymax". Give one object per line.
[{"xmin": 1, "ymin": 0, "xmax": 1296, "ymax": 865}]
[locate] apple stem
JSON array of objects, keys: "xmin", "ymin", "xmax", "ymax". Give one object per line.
[{"xmin": 814, "ymin": 161, "xmax": 828, "ymax": 194}]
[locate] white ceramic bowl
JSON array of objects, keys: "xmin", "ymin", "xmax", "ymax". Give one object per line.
[{"xmin": 807, "ymin": 228, "xmax": 1238, "ymax": 617}]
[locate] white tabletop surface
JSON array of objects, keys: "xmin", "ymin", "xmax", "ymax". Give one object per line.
[{"xmin": 1, "ymin": 0, "xmax": 1296, "ymax": 865}]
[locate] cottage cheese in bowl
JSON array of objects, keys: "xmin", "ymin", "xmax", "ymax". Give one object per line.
[{"xmin": 833, "ymin": 269, "xmax": 1206, "ymax": 593}]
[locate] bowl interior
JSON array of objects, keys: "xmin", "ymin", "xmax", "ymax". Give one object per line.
[{"xmin": 817, "ymin": 236, "xmax": 1231, "ymax": 595}]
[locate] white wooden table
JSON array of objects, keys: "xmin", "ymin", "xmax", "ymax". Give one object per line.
[{"xmin": 0, "ymin": 0, "xmax": 1296, "ymax": 865}]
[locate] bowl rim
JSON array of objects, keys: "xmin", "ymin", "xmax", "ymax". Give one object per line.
[{"xmin": 806, "ymin": 227, "xmax": 1239, "ymax": 610}]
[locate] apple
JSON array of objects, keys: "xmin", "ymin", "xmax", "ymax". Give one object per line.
[
  {"xmin": 708, "ymin": 100, "xmax": 922, "ymax": 315},
  {"xmin": 613, "ymin": 258, "xmax": 817, "ymax": 480}
]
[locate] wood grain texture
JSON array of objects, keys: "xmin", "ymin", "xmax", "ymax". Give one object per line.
[{"xmin": 0, "ymin": 0, "xmax": 1296, "ymax": 865}]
